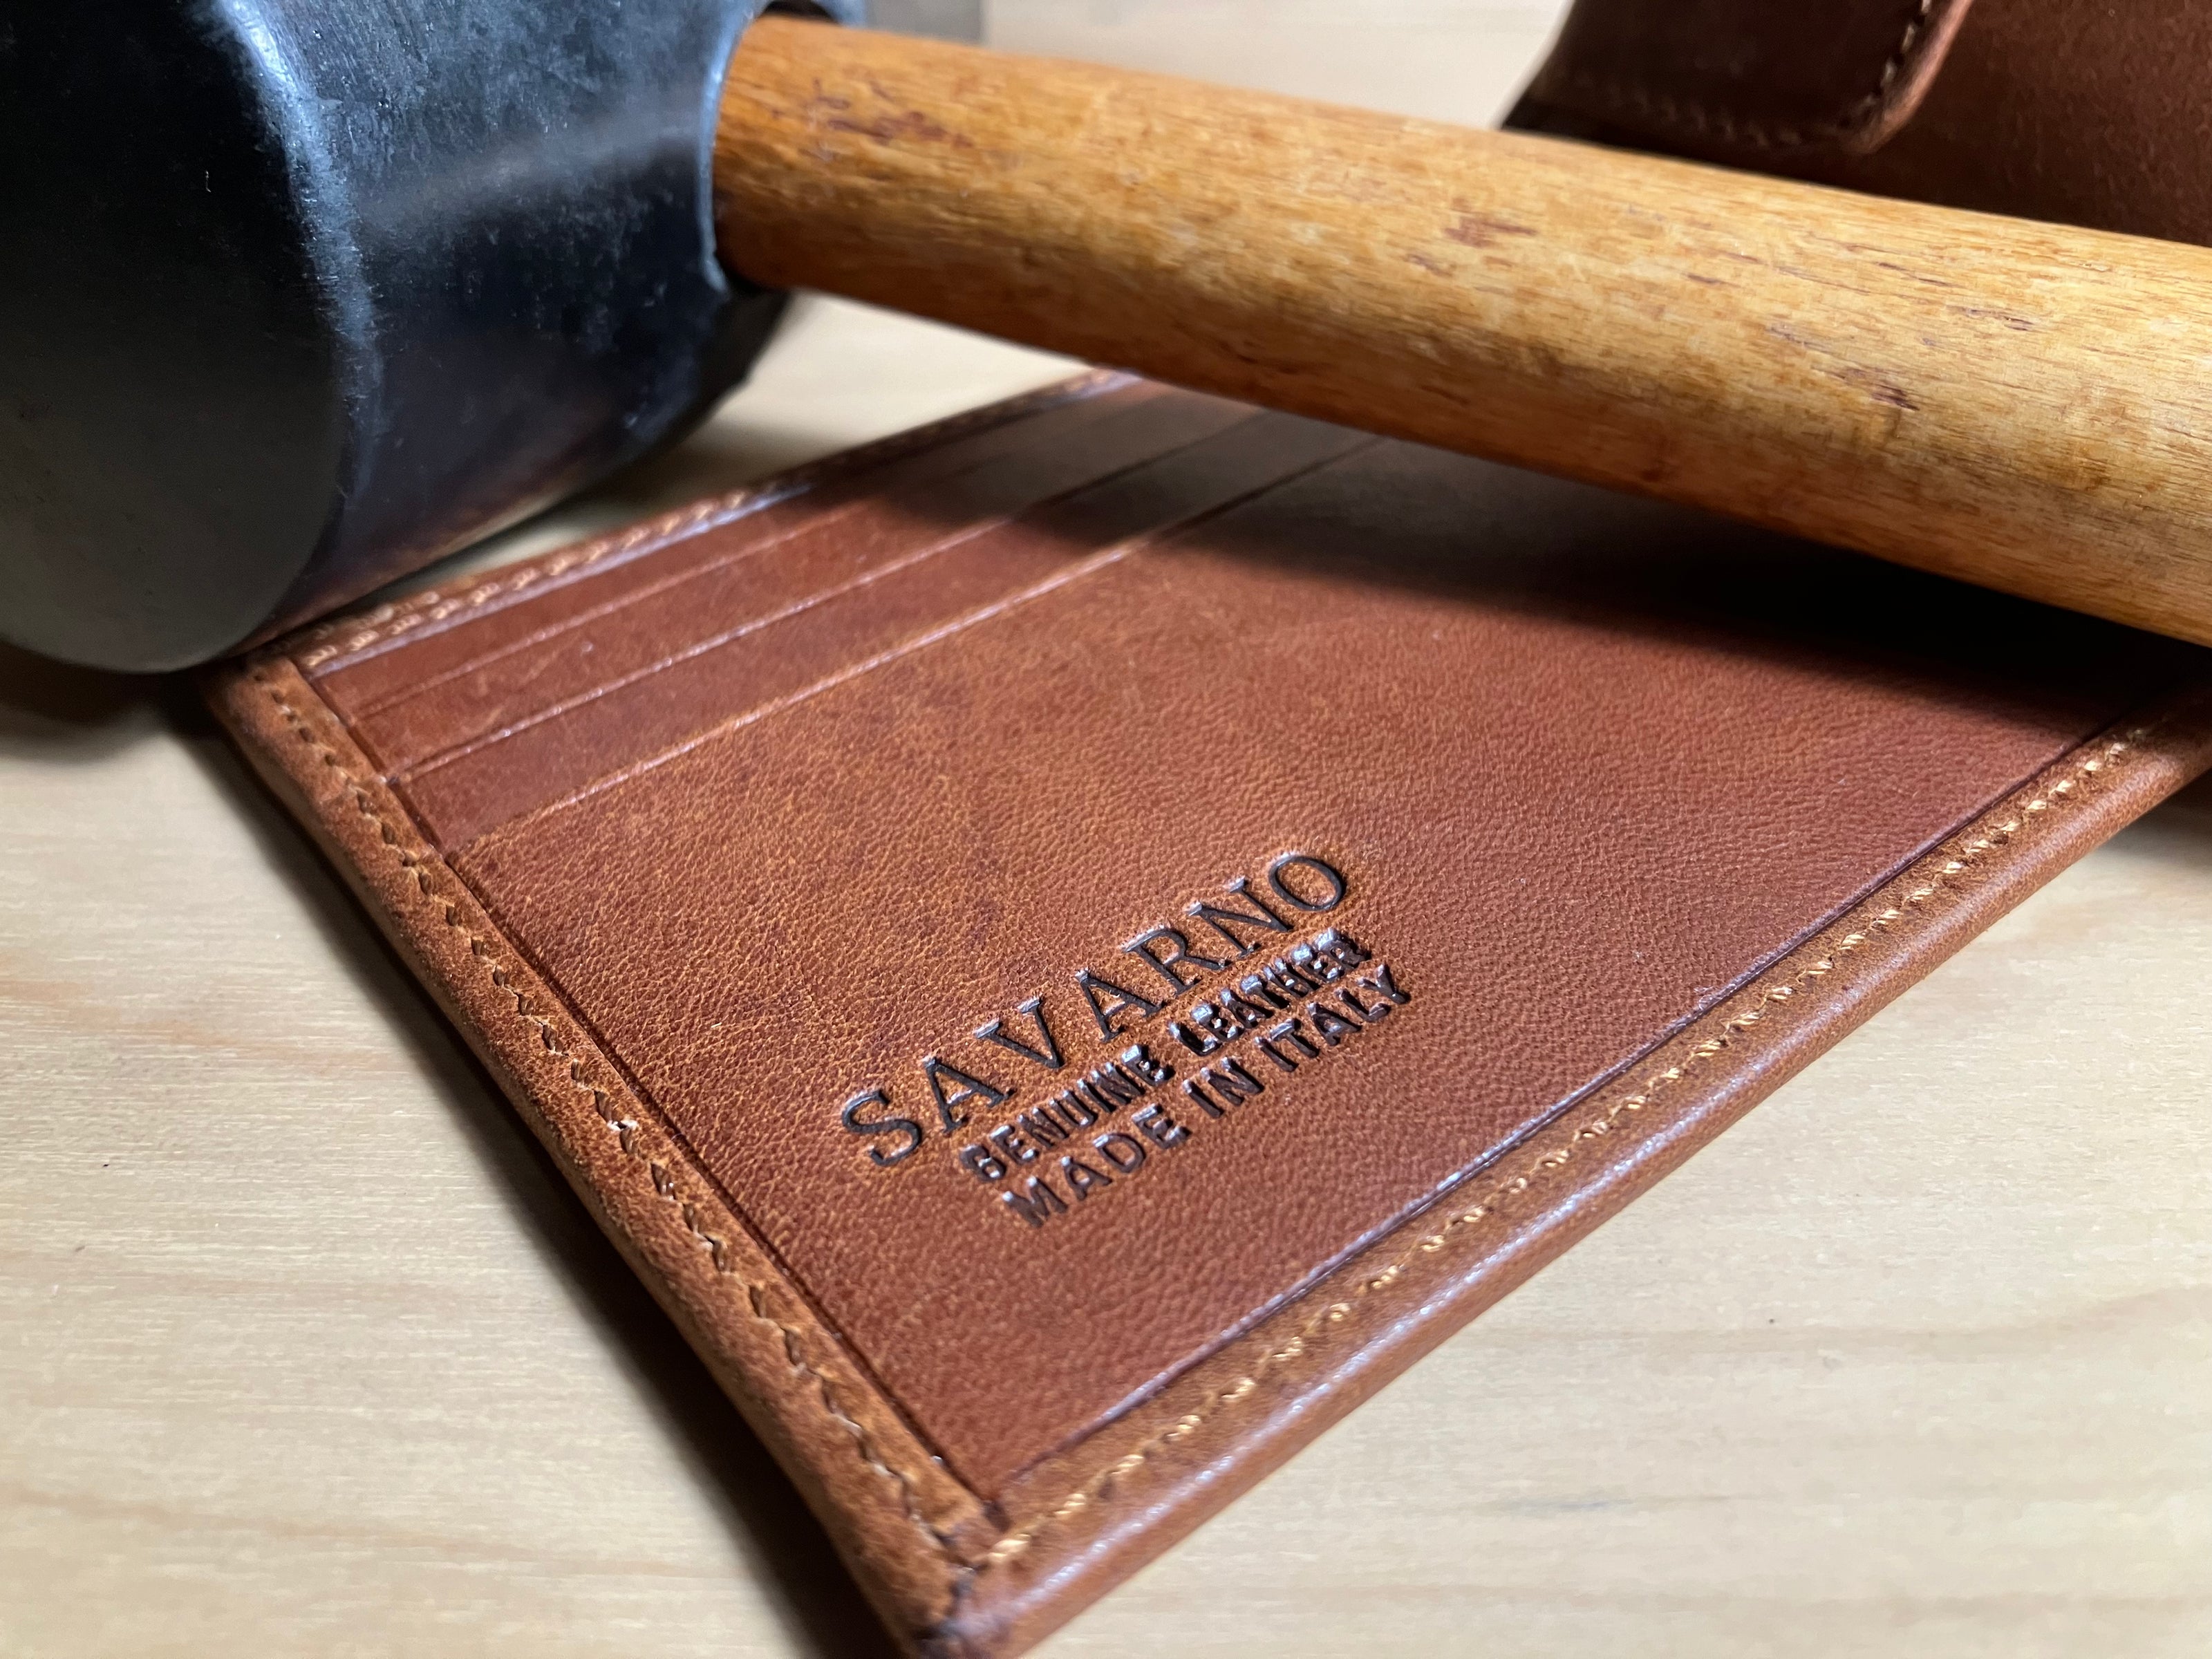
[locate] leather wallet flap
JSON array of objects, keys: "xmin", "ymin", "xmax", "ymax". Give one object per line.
[
  {"xmin": 1519, "ymin": 0, "xmax": 1974, "ymax": 159},
  {"xmin": 1516, "ymin": 0, "xmax": 2212, "ymax": 251}
]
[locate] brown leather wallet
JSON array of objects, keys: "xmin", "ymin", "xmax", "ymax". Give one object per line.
[{"xmin": 211, "ymin": 370, "xmax": 2212, "ymax": 1655}]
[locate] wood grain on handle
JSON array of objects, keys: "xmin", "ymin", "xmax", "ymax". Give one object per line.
[{"xmin": 718, "ymin": 16, "xmax": 2212, "ymax": 646}]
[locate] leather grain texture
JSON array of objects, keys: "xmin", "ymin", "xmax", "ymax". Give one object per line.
[
  {"xmin": 212, "ymin": 375, "xmax": 2212, "ymax": 1656},
  {"xmin": 1513, "ymin": 0, "xmax": 2212, "ymax": 249},
  {"xmin": 1518, "ymin": 0, "xmax": 1975, "ymax": 157}
]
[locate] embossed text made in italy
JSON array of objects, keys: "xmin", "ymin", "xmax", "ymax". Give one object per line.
[{"xmin": 836, "ymin": 852, "xmax": 1412, "ymax": 1228}]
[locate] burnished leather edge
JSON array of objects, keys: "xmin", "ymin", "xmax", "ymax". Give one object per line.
[
  {"xmin": 927, "ymin": 689, "xmax": 2212, "ymax": 1658},
  {"xmin": 207, "ymin": 654, "xmax": 992, "ymax": 1647},
  {"xmin": 1515, "ymin": 0, "xmax": 1975, "ymax": 161}
]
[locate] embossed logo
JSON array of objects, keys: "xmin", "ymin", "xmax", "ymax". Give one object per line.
[{"xmin": 836, "ymin": 852, "xmax": 1412, "ymax": 1228}]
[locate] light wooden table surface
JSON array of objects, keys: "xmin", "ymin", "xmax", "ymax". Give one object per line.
[{"xmin": 6, "ymin": 8, "xmax": 2211, "ymax": 1656}]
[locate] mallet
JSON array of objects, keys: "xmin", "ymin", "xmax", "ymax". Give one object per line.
[{"xmin": 9, "ymin": 3, "xmax": 2212, "ymax": 671}]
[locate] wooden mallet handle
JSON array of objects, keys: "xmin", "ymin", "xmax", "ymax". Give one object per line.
[{"xmin": 718, "ymin": 17, "xmax": 2212, "ymax": 648}]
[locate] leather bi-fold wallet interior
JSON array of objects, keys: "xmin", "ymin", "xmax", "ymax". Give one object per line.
[
  {"xmin": 207, "ymin": 1, "xmax": 2212, "ymax": 1651},
  {"xmin": 216, "ymin": 368, "xmax": 2212, "ymax": 1655}
]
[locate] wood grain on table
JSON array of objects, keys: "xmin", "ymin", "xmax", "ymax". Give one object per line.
[{"xmin": 5, "ymin": 7, "xmax": 2210, "ymax": 1656}]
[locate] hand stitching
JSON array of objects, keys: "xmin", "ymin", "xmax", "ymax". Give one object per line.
[
  {"xmin": 974, "ymin": 726, "xmax": 2141, "ymax": 1573},
  {"xmin": 1559, "ymin": 0, "xmax": 1942, "ymax": 152},
  {"xmin": 255, "ymin": 670, "xmax": 964, "ymax": 1564}
]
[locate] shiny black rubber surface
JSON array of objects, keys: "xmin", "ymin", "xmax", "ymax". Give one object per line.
[{"xmin": 0, "ymin": 0, "xmax": 859, "ymax": 670}]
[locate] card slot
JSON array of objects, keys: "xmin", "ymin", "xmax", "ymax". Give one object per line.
[
  {"xmin": 344, "ymin": 388, "xmax": 1252, "ymax": 774},
  {"xmin": 396, "ymin": 412, "xmax": 1371, "ymax": 851},
  {"xmin": 311, "ymin": 377, "xmax": 1170, "ymax": 724}
]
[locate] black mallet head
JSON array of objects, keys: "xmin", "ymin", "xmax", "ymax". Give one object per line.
[{"xmin": 1, "ymin": 0, "xmax": 856, "ymax": 671}]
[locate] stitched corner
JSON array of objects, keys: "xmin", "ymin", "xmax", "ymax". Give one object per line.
[
  {"xmin": 1557, "ymin": 0, "xmax": 1944, "ymax": 153},
  {"xmin": 252, "ymin": 668, "xmax": 966, "ymax": 1567},
  {"xmin": 971, "ymin": 726, "xmax": 2140, "ymax": 1576}
]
